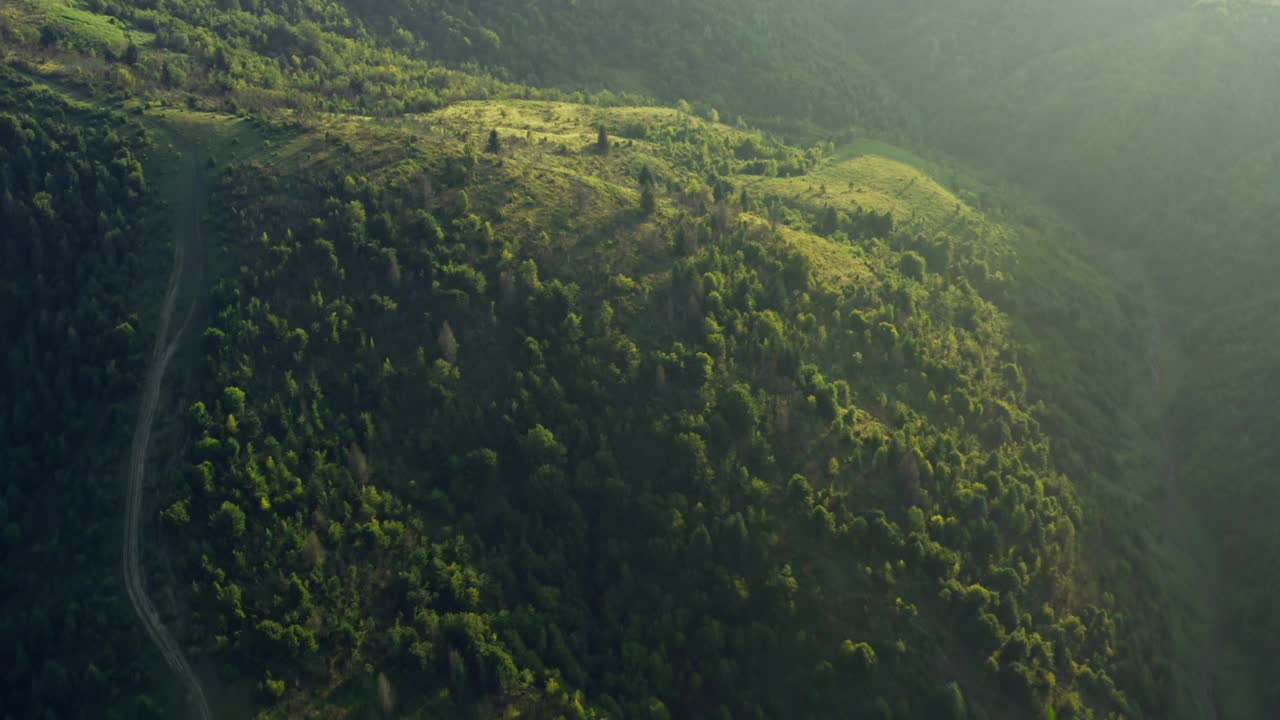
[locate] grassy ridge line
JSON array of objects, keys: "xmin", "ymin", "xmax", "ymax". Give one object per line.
[
  {"xmin": 412, "ymin": 100, "xmax": 990, "ymax": 300},
  {"xmin": 737, "ymin": 149, "xmax": 1008, "ymax": 248},
  {"xmin": 1, "ymin": 0, "xmax": 156, "ymax": 57}
]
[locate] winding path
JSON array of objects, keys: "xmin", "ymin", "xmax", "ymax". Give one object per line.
[{"xmin": 122, "ymin": 138, "xmax": 213, "ymax": 720}]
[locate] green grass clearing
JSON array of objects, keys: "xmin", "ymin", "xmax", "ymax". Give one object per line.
[
  {"xmin": 737, "ymin": 145, "xmax": 1010, "ymax": 254},
  {"xmin": 12, "ymin": 0, "xmax": 150, "ymax": 53}
]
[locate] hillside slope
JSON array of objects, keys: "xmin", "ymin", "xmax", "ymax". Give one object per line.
[
  {"xmin": 0, "ymin": 1, "xmax": 1218, "ymax": 718},
  {"xmin": 0, "ymin": 66, "xmax": 166, "ymax": 719},
  {"xmin": 839, "ymin": 2, "xmax": 1280, "ymax": 714},
  {"xmin": 140, "ymin": 96, "xmax": 1177, "ymax": 719}
]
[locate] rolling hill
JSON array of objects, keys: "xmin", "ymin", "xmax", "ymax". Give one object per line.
[{"xmin": 2, "ymin": 0, "xmax": 1274, "ymax": 718}]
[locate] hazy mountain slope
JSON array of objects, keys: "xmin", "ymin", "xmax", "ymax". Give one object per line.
[
  {"xmin": 11, "ymin": 0, "xmax": 909, "ymax": 135},
  {"xmin": 844, "ymin": 1, "xmax": 1277, "ymax": 239},
  {"xmin": 325, "ymin": 0, "xmax": 912, "ymax": 132},
  {"xmin": 842, "ymin": 1, "xmax": 1280, "ymax": 715}
]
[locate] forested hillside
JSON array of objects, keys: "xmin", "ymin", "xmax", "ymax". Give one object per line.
[
  {"xmin": 836, "ymin": 2, "xmax": 1280, "ymax": 715},
  {"xmin": 144, "ymin": 99, "xmax": 1165, "ymax": 719},
  {"xmin": 2, "ymin": 0, "xmax": 1276, "ymax": 719},
  {"xmin": 334, "ymin": 0, "xmax": 909, "ymax": 132},
  {"xmin": 3, "ymin": 0, "xmax": 907, "ymax": 134},
  {"xmin": 0, "ymin": 68, "xmax": 163, "ymax": 718}
]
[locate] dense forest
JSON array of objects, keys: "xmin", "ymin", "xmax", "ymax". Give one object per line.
[
  {"xmin": 156, "ymin": 104, "xmax": 1152, "ymax": 718},
  {"xmin": 0, "ymin": 68, "xmax": 162, "ymax": 718},
  {"xmin": 834, "ymin": 3, "xmax": 1280, "ymax": 714},
  {"xmin": 2, "ymin": 0, "xmax": 1278, "ymax": 718}
]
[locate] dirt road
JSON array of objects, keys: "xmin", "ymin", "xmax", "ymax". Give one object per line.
[{"xmin": 121, "ymin": 138, "xmax": 213, "ymax": 720}]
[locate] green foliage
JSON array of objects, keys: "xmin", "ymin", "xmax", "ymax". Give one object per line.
[
  {"xmin": 329, "ymin": 0, "xmax": 909, "ymax": 133},
  {"xmin": 4, "ymin": 0, "xmax": 1256, "ymax": 716},
  {"xmin": 122, "ymin": 36, "xmax": 138, "ymax": 65},
  {"xmin": 837, "ymin": 3, "xmax": 1280, "ymax": 714},
  {"xmin": 141, "ymin": 103, "xmax": 1142, "ymax": 717},
  {"xmin": 0, "ymin": 67, "xmax": 157, "ymax": 717},
  {"xmin": 899, "ymin": 251, "xmax": 927, "ymax": 281},
  {"xmin": 640, "ymin": 182, "xmax": 656, "ymax": 215}
]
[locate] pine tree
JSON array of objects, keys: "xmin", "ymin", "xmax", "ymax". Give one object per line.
[
  {"xmin": 820, "ymin": 206, "xmax": 839, "ymax": 236},
  {"xmin": 640, "ymin": 183, "xmax": 656, "ymax": 215}
]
